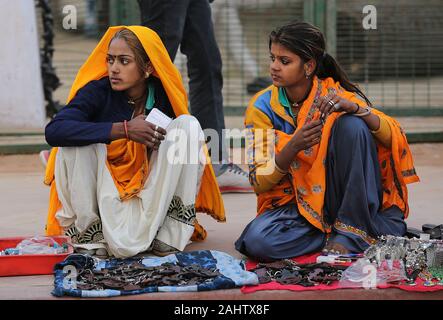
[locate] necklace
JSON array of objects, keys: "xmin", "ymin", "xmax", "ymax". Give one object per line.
[
  {"xmin": 127, "ymin": 93, "xmax": 146, "ymax": 105},
  {"xmin": 289, "ymin": 81, "xmax": 313, "ymax": 108}
]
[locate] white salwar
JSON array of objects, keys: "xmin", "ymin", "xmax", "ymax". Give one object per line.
[{"xmin": 54, "ymin": 115, "xmax": 206, "ymax": 258}]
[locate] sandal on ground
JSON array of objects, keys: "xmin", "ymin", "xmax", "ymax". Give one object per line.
[{"xmin": 151, "ymin": 239, "xmax": 179, "ymax": 257}]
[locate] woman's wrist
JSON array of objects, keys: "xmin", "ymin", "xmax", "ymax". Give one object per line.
[
  {"xmin": 288, "ymin": 139, "xmax": 301, "ymax": 155},
  {"xmin": 110, "ymin": 122, "xmax": 127, "ymax": 141},
  {"xmin": 347, "ymin": 103, "xmax": 360, "ymax": 114}
]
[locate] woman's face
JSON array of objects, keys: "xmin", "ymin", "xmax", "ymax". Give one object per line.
[
  {"xmin": 269, "ymin": 42, "xmax": 307, "ymax": 88},
  {"xmin": 107, "ymin": 38, "xmax": 144, "ymax": 91}
]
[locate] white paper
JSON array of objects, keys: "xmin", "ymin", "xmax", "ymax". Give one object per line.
[{"xmin": 145, "ymin": 108, "xmax": 172, "ymax": 130}]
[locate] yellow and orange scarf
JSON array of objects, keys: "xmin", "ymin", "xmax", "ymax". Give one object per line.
[{"xmin": 44, "ymin": 26, "xmax": 225, "ymax": 241}]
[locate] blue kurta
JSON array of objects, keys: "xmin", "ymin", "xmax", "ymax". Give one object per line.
[{"xmin": 45, "ymin": 76, "xmax": 174, "ymax": 147}]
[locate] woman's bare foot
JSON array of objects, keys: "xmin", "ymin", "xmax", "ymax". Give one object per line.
[{"xmin": 322, "ymin": 242, "xmax": 350, "ymax": 255}]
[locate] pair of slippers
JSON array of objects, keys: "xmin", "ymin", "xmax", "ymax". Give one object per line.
[{"xmin": 406, "ymin": 224, "xmax": 443, "ymax": 240}]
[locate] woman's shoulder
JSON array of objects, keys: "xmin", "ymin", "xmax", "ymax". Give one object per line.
[
  {"xmin": 248, "ymin": 86, "xmax": 273, "ymax": 110},
  {"xmin": 149, "ymin": 76, "xmax": 166, "ymax": 94},
  {"xmin": 245, "ymin": 87, "xmax": 275, "ymax": 128}
]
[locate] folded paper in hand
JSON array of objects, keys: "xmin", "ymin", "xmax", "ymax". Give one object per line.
[{"xmin": 145, "ymin": 108, "xmax": 172, "ymax": 130}]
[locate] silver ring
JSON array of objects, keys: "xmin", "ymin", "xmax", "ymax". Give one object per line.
[
  {"xmin": 151, "ymin": 137, "xmax": 156, "ymax": 143},
  {"xmin": 328, "ymin": 100, "xmax": 335, "ymax": 107},
  {"xmin": 154, "ymin": 125, "xmax": 159, "ymax": 132},
  {"xmin": 154, "ymin": 131, "xmax": 159, "ymax": 138}
]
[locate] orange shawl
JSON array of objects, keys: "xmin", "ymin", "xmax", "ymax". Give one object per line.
[
  {"xmin": 254, "ymin": 77, "xmax": 419, "ymax": 232},
  {"xmin": 44, "ymin": 26, "xmax": 225, "ymax": 240}
]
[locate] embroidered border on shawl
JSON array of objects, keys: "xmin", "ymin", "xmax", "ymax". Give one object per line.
[
  {"xmin": 167, "ymin": 195, "xmax": 196, "ymax": 226},
  {"xmin": 65, "ymin": 219, "xmax": 104, "ymax": 244},
  {"xmin": 296, "ymin": 190, "xmax": 329, "ymax": 230},
  {"xmin": 305, "ymin": 81, "xmax": 323, "ymax": 123},
  {"xmin": 334, "ymin": 220, "xmax": 377, "ymax": 245}
]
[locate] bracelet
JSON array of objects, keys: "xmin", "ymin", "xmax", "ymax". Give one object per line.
[
  {"xmin": 350, "ymin": 103, "xmax": 360, "ymax": 114},
  {"xmin": 353, "ymin": 106, "xmax": 372, "ymax": 117},
  {"xmin": 123, "ymin": 120, "xmax": 129, "ymax": 140}
]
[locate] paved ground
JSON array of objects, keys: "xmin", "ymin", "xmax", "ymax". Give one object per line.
[{"xmin": 0, "ymin": 144, "xmax": 443, "ymax": 300}]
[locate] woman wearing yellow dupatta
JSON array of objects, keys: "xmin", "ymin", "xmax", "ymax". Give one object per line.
[
  {"xmin": 44, "ymin": 26, "xmax": 225, "ymax": 258},
  {"xmin": 235, "ymin": 21, "xmax": 419, "ymax": 261}
]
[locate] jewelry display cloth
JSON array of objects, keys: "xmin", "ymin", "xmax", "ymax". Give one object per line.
[
  {"xmin": 52, "ymin": 250, "xmax": 258, "ymax": 298},
  {"xmin": 242, "ymin": 252, "xmax": 443, "ymax": 293}
]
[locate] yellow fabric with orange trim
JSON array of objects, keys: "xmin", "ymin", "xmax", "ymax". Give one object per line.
[
  {"xmin": 245, "ymin": 76, "xmax": 419, "ymax": 233},
  {"xmin": 44, "ymin": 26, "xmax": 225, "ymax": 240}
]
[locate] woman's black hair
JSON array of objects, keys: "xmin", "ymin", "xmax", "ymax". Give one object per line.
[{"xmin": 269, "ymin": 20, "xmax": 371, "ymax": 106}]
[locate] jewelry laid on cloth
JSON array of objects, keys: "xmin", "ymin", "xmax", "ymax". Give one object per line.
[
  {"xmin": 70, "ymin": 259, "xmax": 222, "ymax": 291},
  {"xmin": 363, "ymin": 235, "xmax": 443, "ymax": 285},
  {"xmin": 250, "ymin": 259, "xmax": 347, "ymax": 287}
]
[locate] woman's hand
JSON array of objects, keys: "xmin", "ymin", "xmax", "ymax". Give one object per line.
[
  {"xmin": 289, "ymin": 119, "xmax": 323, "ymax": 152},
  {"xmin": 275, "ymin": 119, "xmax": 323, "ymax": 171},
  {"xmin": 317, "ymin": 93, "xmax": 359, "ymax": 122},
  {"xmin": 127, "ymin": 114, "xmax": 167, "ymax": 150}
]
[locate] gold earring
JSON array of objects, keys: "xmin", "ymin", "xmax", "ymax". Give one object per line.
[{"xmin": 145, "ymin": 71, "xmax": 150, "ymax": 78}]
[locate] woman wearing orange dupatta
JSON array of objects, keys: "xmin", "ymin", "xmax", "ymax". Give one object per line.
[
  {"xmin": 44, "ymin": 26, "xmax": 225, "ymax": 258},
  {"xmin": 235, "ymin": 21, "xmax": 419, "ymax": 261}
]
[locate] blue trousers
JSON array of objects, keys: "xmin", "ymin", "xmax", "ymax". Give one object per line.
[{"xmin": 235, "ymin": 115, "xmax": 407, "ymax": 261}]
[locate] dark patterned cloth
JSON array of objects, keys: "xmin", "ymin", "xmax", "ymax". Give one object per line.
[{"xmin": 52, "ymin": 250, "xmax": 258, "ymax": 297}]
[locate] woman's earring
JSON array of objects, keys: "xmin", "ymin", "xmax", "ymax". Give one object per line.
[
  {"xmin": 305, "ymin": 72, "xmax": 310, "ymax": 79},
  {"xmin": 145, "ymin": 71, "xmax": 150, "ymax": 78}
]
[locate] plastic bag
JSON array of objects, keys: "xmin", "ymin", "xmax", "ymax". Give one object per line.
[
  {"xmin": 339, "ymin": 258, "xmax": 378, "ymax": 289},
  {"xmin": 339, "ymin": 257, "xmax": 407, "ymax": 289},
  {"xmin": 15, "ymin": 236, "xmax": 64, "ymax": 255}
]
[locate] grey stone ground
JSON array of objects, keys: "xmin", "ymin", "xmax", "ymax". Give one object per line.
[{"xmin": 0, "ymin": 144, "xmax": 442, "ymax": 299}]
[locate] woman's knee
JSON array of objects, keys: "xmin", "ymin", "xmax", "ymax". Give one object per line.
[
  {"xmin": 174, "ymin": 114, "xmax": 199, "ymax": 126},
  {"xmin": 241, "ymin": 230, "xmax": 274, "ymax": 259},
  {"xmin": 334, "ymin": 114, "xmax": 370, "ymax": 138}
]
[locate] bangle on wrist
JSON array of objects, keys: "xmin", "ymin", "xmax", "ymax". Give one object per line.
[
  {"xmin": 123, "ymin": 120, "xmax": 129, "ymax": 140},
  {"xmin": 353, "ymin": 106, "xmax": 372, "ymax": 117},
  {"xmin": 350, "ymin": 103, "xmax": 360, "ymax": 114}
]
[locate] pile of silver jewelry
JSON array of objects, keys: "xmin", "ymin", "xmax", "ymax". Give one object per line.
[{"xmin": 363, "ymin": 235, "xmax": 443, "ymax": 286}]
